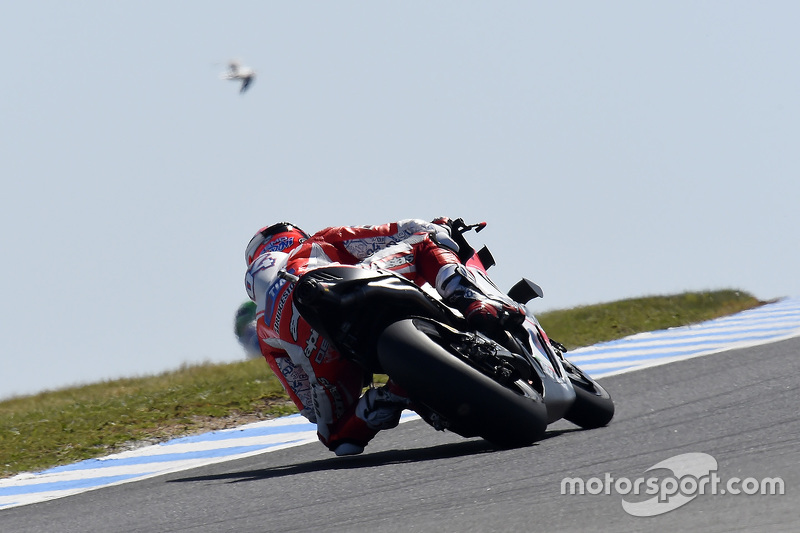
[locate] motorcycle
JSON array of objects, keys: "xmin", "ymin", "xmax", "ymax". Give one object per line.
[{"xmin": 287, "ymin": 219, "xmax": 614, "ymax": 448}]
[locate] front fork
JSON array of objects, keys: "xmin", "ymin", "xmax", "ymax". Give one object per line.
[{"xmin": 517, "ymin": 316, "xmax": 577, "ymax": 423}]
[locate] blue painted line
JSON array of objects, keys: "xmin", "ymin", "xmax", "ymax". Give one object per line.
[
  {"xmin": 42, "ymin": 443, "xmax": 300, "ymax": 473},
  {"xmin": 0, "ymin": 474, "xmax": 143, "ymax": 497},
  {"xmin": 653, "ymin": 321, "xmax": 797, "ymax": 337},
  {"xmin": 573, "ymin": 328, "xmax": 798, "ymax": 359},
  {"xmin": 569, "ymin": 299, "xmax": 800, "ymax": 357},
  {"xmin": 163, "ymin": 420, "xmax": 316, "ymax": 445},
  {"xmin": 571, "ymin": 297, "xmax": 800, "ymax": 376},
  {"xmin": 595, "ymin": 364, "xmax": 640, "ymax": 374}
]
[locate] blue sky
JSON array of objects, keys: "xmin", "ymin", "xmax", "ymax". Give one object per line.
[{"xmin": 2, "ymin": 1, "xmax": 798, "ymax": 398}]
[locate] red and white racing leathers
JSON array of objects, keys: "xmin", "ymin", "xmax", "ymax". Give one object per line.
[{"xmin": 244, "ymin": 220, "xmax": 461, "ymax": 451}]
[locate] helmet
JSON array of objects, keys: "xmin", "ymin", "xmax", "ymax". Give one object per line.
[{"xmin": 245, "ymin": 222, "xmax": 309, "ymax": 266}]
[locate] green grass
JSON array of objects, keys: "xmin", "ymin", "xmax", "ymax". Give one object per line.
[
  {"xmin": 0, "ymin": 289, "xmax": 764, "ymax": 478},
  {"xmin": 0, "ymin": 360, "xmax": 293, "ymax": 478}
]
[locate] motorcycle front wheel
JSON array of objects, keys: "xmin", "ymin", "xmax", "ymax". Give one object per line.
[
  {"xmin": 561, "ymin": 359, "xmax": 615, "ymax": 429},
  {"xmin": 376, "ymin": 318, "xmax": 548, "ymax": 448}
]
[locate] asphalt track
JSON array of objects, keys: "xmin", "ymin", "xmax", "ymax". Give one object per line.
[{"xmin": 2, "ymin": 334, "xmax": 798, "ymax": 532}]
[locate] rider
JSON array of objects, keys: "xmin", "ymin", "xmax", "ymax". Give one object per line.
[{"xmin": 238, "ymin": 219, "xmax": 525, "ymax": 456}]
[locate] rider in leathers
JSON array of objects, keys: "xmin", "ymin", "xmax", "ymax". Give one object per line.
[{"xmin": 240, "ymin": 219, "xmax": 524, "ymax": 456}]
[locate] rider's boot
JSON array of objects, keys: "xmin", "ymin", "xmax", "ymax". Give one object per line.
[
  {"xmin": 435, "ymin": 263, "xmax": 526, "ymax": 336},
  {"xmin": 355, "ymin": 381, "xmax": 412, "ymax": 431}
]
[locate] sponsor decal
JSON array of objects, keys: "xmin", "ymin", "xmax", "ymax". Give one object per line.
[
  {"xmin": 304, "ymin": 331, "xmax": 319, "ymax": 359},
  {"xmin": 344, "ymin": 237, "xmax": 394, "ymax": 259},
  {"xmin": 266, "ymin": 236, "xmax": 294, "ymax": 252},
  {"xmin": 290, "ymin": 302, "xmax": 300, "ymax": 342},
  {"xmin": 380, "ymin": 253, "xmax": 415, "ymax": 270},
  {"xmin": 272, "ymin": 281, "xmax": 294, "ymax": 335},
  {"xmin": 315, "ymin": 338, "xmax": 331, "ymax": 364}
]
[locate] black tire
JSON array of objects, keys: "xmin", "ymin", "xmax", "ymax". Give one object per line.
[
  {"xmin": 377, "ymin": 319, "xmax": 548, "ymax": 447},
  {"xmin": 562, "ymin": 360, "xmax": 615, "ymax": 429}
]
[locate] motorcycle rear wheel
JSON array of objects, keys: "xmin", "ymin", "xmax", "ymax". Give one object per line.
[{"xmin": 377, "ymin": 319, "xmax": 548, "ymax": 447}]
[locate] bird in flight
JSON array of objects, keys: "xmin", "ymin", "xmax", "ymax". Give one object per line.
[{"xmin": 221, "ymin": 60, "xmax": 255, "ymax": 93}]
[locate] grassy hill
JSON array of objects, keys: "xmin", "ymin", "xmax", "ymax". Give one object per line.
[{"xmin": 0, "ymin": 289, "xmax": 763, "ymax": 478}]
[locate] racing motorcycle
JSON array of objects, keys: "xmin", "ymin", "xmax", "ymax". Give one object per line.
[{"xmin": 288, "ymin": 219, "xmax": 614, "ymax": 448}]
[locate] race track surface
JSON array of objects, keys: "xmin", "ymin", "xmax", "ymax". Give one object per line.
[{"xmin": 1, "ymin": 334, "xmax": 797, "ymax": 532}]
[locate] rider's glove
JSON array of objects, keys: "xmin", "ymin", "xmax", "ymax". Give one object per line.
[
  {"xmin": 430, "ymin": 216, "xmax": 453, "ymax": 235},
  {"xmin": 430, "ymin": 216, "xmax": 459, "ymax": 252}
]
